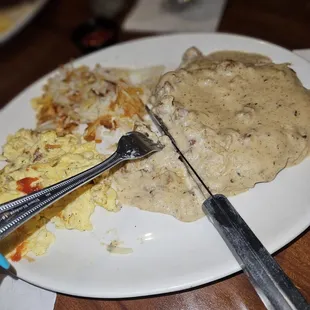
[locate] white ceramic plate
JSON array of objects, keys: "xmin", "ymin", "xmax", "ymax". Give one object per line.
[
  {"xmin": 1, "ymin": 33, "xmax": 310, "ymax": 298},
  {"xmin": 0, "ymin": 0, "xmax": 48, "ymax": 44}
]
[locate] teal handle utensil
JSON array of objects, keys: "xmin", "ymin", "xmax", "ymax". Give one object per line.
[{"xmin": 0, "ymin": 253, "xmax": 9, "ymax": 270}]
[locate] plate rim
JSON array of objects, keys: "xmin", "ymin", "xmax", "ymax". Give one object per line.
[{"xmin": 2, "ymin": 32, "xmax": 310, "ymax": 298}]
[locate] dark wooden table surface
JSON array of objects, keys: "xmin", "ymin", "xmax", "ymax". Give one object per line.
[{"xmin": 1, "ymin": 1, "xmax": 310, "ymax": 309}]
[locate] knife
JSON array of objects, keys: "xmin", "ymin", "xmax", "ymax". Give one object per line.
[{"xmin": 145, "ymin": 105, "xmax": 310, "ymax": 310}]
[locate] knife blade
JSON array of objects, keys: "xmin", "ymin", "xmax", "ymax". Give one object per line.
[
  {"xmin": 145, "ymin": 104, "xmax": 309, "ymax": 310},
  {"xmin": 145, "ymin": 105, "xmax": 214, "ymax": 198}
]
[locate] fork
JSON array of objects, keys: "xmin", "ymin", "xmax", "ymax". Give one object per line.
[{"xmin": 0, "ymin": 131, "xmax": 163, "ymax": 240}]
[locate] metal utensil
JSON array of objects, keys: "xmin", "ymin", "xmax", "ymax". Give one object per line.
[
  {"xmin": 0, "ymin": 131, "xmax": 163, "ymax": 240},
  {"xmin": 146, "ymin": 105, "xmax": 310, "ymax": 310}
]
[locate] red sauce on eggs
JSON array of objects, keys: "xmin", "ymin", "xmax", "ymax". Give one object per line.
[{"xmin": 16, "ymin": 177, "xmax": 42, "ymax": 194}]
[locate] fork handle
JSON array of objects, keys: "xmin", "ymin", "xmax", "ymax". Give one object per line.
[
  {"xmin": 203, "ymin": 195, "xmax": 309, "ymax": 310},
  {"xmin": 0, "ymin": 151, "xmax": 123, "ymax": 240}
]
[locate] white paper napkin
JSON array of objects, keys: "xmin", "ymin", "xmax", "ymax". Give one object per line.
[
  {"xmin": 0, "ymin": 272, "xmax": 56, "ymax": 310},
  {"xmin": 123, "ymin": 0, "xmax": 227, "ymax": 32}
]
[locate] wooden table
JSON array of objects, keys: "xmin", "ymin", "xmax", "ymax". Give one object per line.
[{"xmin": 1, "ymin": 1, "xmax": 310, "ymax": 309}]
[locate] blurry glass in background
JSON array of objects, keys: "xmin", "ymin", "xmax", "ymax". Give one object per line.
[
  {"xmin": 89, "ymin": 0, "xmax": 208, "ymax": 21},
  {"xmin": 163, "ymin": 0, "xmax": 221, "ymax": 21},
  {"xmin": 90, "ymin": 0, "xmax": 126, "ymax": 18}
]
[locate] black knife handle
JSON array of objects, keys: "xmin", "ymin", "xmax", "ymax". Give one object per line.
[{"xmin": 203, "ymin": 194, "xmax": 310, "ymax": 310}]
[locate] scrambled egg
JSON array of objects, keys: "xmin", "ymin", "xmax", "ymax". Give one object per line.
[
  {"xmin": 0, "ymin": 129, "xmax": 118, "ymax": 261},
  {"xmin": 0, "ymin": 65, "xmax": 163, "ymax": 261}
]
